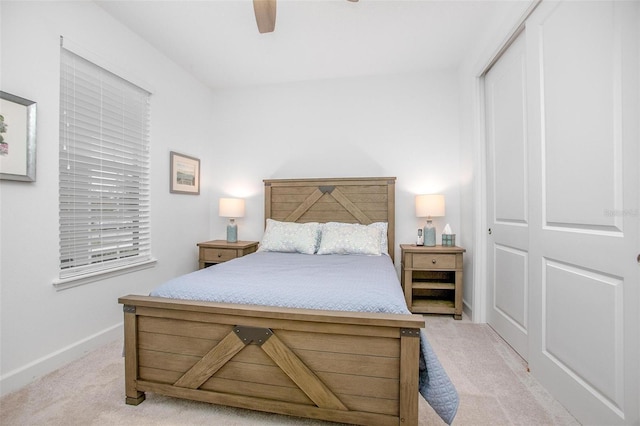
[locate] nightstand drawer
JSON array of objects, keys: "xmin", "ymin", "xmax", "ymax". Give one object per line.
[
  {"xmin": 197, "ymin": 240, "xmax": 259, "ymax": 269},
  {"xmin": 412, "ymin": 253, "xmax": 456, "ymax": 269},
  {"xmin": 201, "ymin": 248, "xmax": 237, "ymax": 263}
]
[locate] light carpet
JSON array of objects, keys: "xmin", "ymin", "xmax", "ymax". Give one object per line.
[{"xmin": 0, "ymin": 314, "xmax": 579, "ymax": 425}]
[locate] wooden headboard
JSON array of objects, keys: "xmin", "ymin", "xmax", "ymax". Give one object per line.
[{"xmin": 263, "ymin": 177, "xmax": 396, "ymax": 259}]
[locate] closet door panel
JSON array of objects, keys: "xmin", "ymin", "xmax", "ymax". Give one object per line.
[
  {"xmin": 541, "ymin": 2, "xmax": 620, "ymax": 231},
  {"xmin": 485, "ymin": 31, "xmax": 529, "ymax": 360},
  {"xmin": 526, "ymin": 1, "xmax": 638, "ymax": 424}
]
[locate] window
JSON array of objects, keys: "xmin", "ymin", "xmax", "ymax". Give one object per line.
[{"xmin": 58, "ymin": 46, "xmax": 152, "ymax": 286}]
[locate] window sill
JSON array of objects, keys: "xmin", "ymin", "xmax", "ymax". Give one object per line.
[{"xmin": 52, "ymin": 258, "xmax": 157, "ymax": 291}]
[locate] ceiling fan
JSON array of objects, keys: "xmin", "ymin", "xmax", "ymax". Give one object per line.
[{"xmin": 253, "ymin": 0, "xmax": 358, "ymax": 34}]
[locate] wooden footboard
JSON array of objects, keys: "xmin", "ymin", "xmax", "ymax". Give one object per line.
[{"xmin": 119, "ymin": 295, "xmax": 425, "ymax": 426}]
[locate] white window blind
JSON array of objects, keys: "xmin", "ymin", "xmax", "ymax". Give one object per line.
[{"xmin": 59, "ymin": 47, "xmax": 151, "ymax": 280}]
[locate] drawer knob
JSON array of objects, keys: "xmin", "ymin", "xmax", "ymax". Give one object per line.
[
  {"xmin": 218, "ymin": 253, "xmax": 222, "ymax": 258},
  {"xmin": 432, "ymin": 259, "xmax": 437, "ymax": 264}
]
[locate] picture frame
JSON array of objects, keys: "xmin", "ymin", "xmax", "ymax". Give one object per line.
[
  {"xmin": 0, "ymin": 91, "xmax": 37, "ymax": 181},
  {"xmin": 170, "ymin": 151, "xmax": 200, "ymax": 195}
]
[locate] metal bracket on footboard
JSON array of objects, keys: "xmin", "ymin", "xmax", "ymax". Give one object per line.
[
  {"xmin": 401, "ymin": 328, "xmax": 420, "ymax": 337},
  {"xmin": 234, "ymin": 325, "xmax": 273, "ymax": 346}
]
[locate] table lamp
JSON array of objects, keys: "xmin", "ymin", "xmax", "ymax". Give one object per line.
[
  {"xmin": 415, "ymin": 194, "xmax": 445, "ymax": 247},
  {"xmin": 219, "ymin": 198, "xmax": 245, "ymax": 243}
]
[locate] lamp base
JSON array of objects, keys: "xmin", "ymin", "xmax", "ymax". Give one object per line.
[
  {"xmin": 424, "ymin": 222, "xmax": 436, "ymax": 247},
  {"xmin": 226, "ymin": 220, "xmax": 238, "ymax": 243}
]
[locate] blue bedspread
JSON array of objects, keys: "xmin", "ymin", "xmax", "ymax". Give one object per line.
[{"xmin": 151, "ymin": 252, "xmax": 458, "ymax": 423}]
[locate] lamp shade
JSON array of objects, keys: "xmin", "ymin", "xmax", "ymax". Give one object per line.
[
  {"xmin": 415, "ymin": 194, "xmax": 445, "ymax": 218},
  {"xmin": 219, "ymin": 198, "xmax": 245, "ymax": 218}
]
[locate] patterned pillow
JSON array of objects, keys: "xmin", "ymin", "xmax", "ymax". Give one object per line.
[
  {"xmin": 258, "ymin": 219, "xmax": 321, "ymax": 254},
  {"xmin": 370, "ymin": 222, "xmax": 389, "ymax": 255},
  {"xmin": 318, "ymin": 222, "xmax": 389, "ymax": 255},
  {"xmin": 317, "ymin": 222, "xmax": 382, "ymax": 255}
]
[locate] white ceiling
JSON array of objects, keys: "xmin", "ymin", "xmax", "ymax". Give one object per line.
[{"xmin": 96, "ymin": 0, "xmax": 522, "ymax": 89}]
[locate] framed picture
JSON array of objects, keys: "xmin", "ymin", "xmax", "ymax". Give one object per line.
[
  {"xmin": 0, "ymin": 91, "xmax": 37, "ymax": 181},
  {"xmin": 170, "ymin": 151, "xmax": 200, "ymax": 195}
]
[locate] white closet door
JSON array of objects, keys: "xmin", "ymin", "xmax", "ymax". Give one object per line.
[
  {"xmin": 485, "ymin": 31, "xmax": 530, "ymax": 360},
  {"xmin": 525, "ymin": 1, "xmax": 639, "ymax": 424}
]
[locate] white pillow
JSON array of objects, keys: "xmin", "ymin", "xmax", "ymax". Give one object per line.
[
  {"xmin": 318, "ymin": 221, "xmax": 389, "ymax": 255},
  {"xmin": 317, "ymin": 222, "xmax": 382, "ymax": 255},
  {"xmin": 258, "ymin": 219, "xmax": 321, "ymax": 254},
  {"xmin": 369, "ymin": 222, "xmax": 389, "ymax": 255}
]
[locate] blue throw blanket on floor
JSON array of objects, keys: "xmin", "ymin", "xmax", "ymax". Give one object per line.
[{"xmin": 419, "ymin": 329, "xmax": 459, "ymax": 424}]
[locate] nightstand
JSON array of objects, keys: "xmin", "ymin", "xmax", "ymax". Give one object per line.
[
  {"xmin": 197, "ymin": 240, "xmax": 259, "ymax": 269},
  {"xmin": 400, "ymin": 244, "xmax": 465, "ymax": 320}
]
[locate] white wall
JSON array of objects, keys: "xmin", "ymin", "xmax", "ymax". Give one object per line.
[
  {"xmin": 1, "ymin": 2, "xmax": 466, "ymax": 395},
  {"xmin": 207, "ymin": 72, "xmax": 462, "ymax": 268},
  {"xmin": 0, "ymin": 1, "xmax": 214, "ymax": 394}
]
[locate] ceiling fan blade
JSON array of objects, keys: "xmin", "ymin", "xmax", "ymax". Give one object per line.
[{"xmin": 253, "ymin": 0, "xmax": 276, "ymax": 34}]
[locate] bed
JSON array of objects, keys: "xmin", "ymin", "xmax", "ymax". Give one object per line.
[{"xmin": 119, "ymin": 177, "xmax": 458, "ymax": 425}]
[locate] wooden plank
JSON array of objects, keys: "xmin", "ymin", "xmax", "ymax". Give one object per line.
[
  {"xmin": 413, "ymin": 282, "xmax": 455, "ymax": 290},
  {"xmin": 139, "ymin": 349, "xmax": 201, "ymax": 372},
  {"xmin": 386, "ymin": 179, "xmax": 395, "ymax": 259},
  {"xmin": 139, "ymin": 346, "xmax": 277, "ymax": 374},
  {"xmin": 317, "ymin": 371, "xmax": 399, "ymax": 400},
  {"xmin": 205, "ymin": 374, "xmax": 399, "ymax": 416},
  {"xmin": 273, "ymin": 211, "xmax": 386, "ymax": 223},
  {"xmin": 119, "ymin": 295, "xmax": 426, "ymax": 330},
  {"xmin": 292, "ymin": 348, "xmax": 400, "ymax": 379},
  {"xmin": 264, "ymin": 177, "xmax": 395, "ymax": 187},
  {"xmin": 271, "ymin": 195, "xmax": 389, "ymax": 204},
  {"xmin": 129, "ymin": 306, "xmax": 424, "ymax": 335},
  {"xmin": 271, "ymin": 202, "xmax": 389, "ymax": 212},
  {"xmin": 230, "ymin": 341, "xmax": 279, "ymax": 365},
  {"xmin": 261, "ymin": 333, "xmax": 348, "ymax": 411},
  {"xmin": 138, "ymin": 380, "xmax": 399, "ymax": 426},
  {"xmin": 283, "ymin": 188, "xmax": 324, "ymax": 222},
  {"xmin": 138, "ymin": 331, "xmax": 218, "ymax": 357},
  {"xmin": 140, "ymin": 366, "xmax": 181, "ymax": 384},
  {"xmin": 403, "ymin": 268, "xmax": 413, "ymax": 309},
  {"xmin": 173, "ymin": 329, "xmax": 245, "ymax": 389},
  {"xmin": 270, "ymin": 187, "xmax": 325, "ymax": 196},
  {"xmin": 216, "ymin": 358, "xmax": 298, "ymax": 388},
  {"xmin": 411, "ymin": 298, "xmax": 455, "ymax": 314},
  {"xmin": 337, "ymin": 184, "xmax": 389, "ymax": 194},
  {"xmin": 201, "ymin": 375, "xmax": 313, "ymax": 405},
  {"xmin": 123, "ymin": 310, "xmax": 145, "ymax": 405},
  {"xmin": 138, "ymin": 316, "xmax": 231, "ymax": 340},
  {"xmin": 325, "ymin": 187, "xmax": 373, "ymax": 224},
  {"xmin": 341, "ymin": 393, "xmax": 398, "ymax": 417},
  {"xmin": 203, "ymin": 375, "xmax": 399, "ymax": 416},
  {"xmin": 276, "ymin": 329, "xmax": 400, "ymax": 358},
  {"xmin": 264, "ymin": 179, "xmax": 272, "ymax": 227},
  {"xmin": 399, "ymin": 331, "xmax": 420, "ymax": 425},
  {"xmin": 136, "ymin": 308, "xmax": 409, "ymax": 339},
  {"xmin": 269, "ymin": 182, "xmax": 392, "ymax": 192},
  {"xmin": 140, "ymin": 365, "xmax": 312, "ymax": 406}
]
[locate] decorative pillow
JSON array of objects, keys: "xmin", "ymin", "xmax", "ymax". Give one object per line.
[
  {"xmin": 318, "ymin": 221, "xmax": 389, "ymax": 255},
  {"xmin": 258, "ymin": 219, "xmax": 321, "ymax": 254},
  {"xmin": 317, "ymin": 222, "xmax": 382, "ymax": 255},
  {"xmin": 370, "ymin": 222, "xmax": 389, "ymax": 255}
]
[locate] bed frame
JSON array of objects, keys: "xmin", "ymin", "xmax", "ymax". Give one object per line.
[{"xmin": 119, "ymin": 177, "xmax": 426, "ymax": 425}]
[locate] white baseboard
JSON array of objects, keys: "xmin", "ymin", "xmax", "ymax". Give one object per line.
[{"xmin": 0, "ymin": 322, "xmax": 123, "ymax": 397}]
